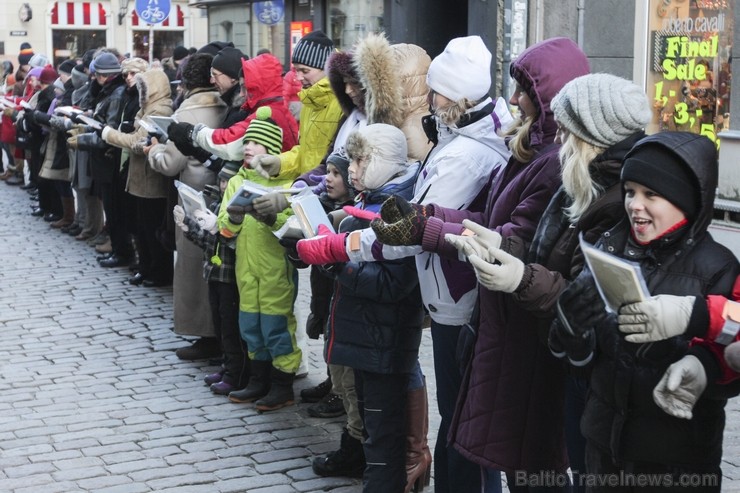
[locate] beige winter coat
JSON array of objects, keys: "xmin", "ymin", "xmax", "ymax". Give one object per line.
[
  {"xmin": 103, "ymin": 69, "xmax": 173, "ymax": 198},
  {"xmin": 356, "ymin": 33, "xmax": 433, "ymax": 161},
  {"xmin": 147, "ymin": 88, "xmax": 226, "ymax": 338}
]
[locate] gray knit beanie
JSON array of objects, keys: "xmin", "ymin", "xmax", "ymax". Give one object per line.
[{"xmin": 551, "ymin": 73, "xmax": 651, "ymax": 148}]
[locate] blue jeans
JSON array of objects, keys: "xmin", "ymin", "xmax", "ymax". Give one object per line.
[{"xmin": 431, "ymin": 321, "xmax": 482, "ymax": 493}]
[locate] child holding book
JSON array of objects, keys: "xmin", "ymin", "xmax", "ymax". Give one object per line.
[
  {"xmin": 218, "ymin": 106, "xmax": 301, "ymax": 412},
  {"xmin": 172, "ymin": 161, "xmax": 249, "ymax": 395}
]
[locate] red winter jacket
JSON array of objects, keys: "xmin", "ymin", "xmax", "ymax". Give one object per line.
[{"xmin": 192, "ymin": 54, "xmax": 298, "ymax": 161}]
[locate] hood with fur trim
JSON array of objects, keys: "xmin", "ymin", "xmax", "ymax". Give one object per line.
[
  {"xmin": 327, "ymin": 51, "xmax": 361, "ymax": 117},
  {"xmin": 135, "ymin": 68, "xmax": 172, "ymax": 111},
  {"xmin": 354, "ymin": 32, "xmax": 404, "ymax": 127}
]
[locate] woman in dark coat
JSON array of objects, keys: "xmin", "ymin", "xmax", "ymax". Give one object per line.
[
  {"xmin": 553, "ymin": 132, "xmax": 739, "ymax": 492},
  {"xmin": 445, "ymin": 73, "xmax": 652, "ymax": 493}
]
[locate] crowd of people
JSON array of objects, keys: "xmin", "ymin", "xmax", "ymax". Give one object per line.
[{"xmin": 2, "ymin": 31, "xmax": 740, "ymax": 493}]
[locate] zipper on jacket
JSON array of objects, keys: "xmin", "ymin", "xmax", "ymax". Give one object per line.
[
  {"xmin": 326, "ymin": 283, "xmax": 341, "ymax": 362},
  {"xmin": 424, "ymin": 252, "xmax": 442, "ymax": 299}
]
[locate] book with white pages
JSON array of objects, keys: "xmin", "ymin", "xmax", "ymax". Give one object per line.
[
  {"xmin": 148, "ymin": 116, "xmax": 176, "ymax": 137},
  {"xmin": 76, "ymin": 114, "xmax": 104, "ymax": 131},
  {"xmin": 578, "ymin": 233, "xmax": 650, "ymax": 314},
  {"xmin": 291, "ymin": 193, "xmax": 335, "ymax": 238},
  {"xmin": 54, "ymin": 106, "xmax": 84, "ymax": 117},
  {"xmin": 174, "ymin": 180, "xmax": 207, "ymax": 216}
]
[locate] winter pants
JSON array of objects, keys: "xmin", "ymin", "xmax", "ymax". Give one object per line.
[
  {"xmin": 209, "ymin": 280, "xmax": 249, "ymax": 387},
  {"xmin": 355, "ymin": 369, "xmax": 408, "ymax": 493},
  {"xmin": 238, "ymin": 264, "xmax": 301, "ymax": 373},
  {"xmin": 101, "ymin": 172, "xmax": 133, "ymax": 258},
  {"xmin": 330, "ymin": 363, "xmax": 363, "ymax": 441},
  {"xmin": 133, "ymin": 195, "xmax": 172, "ymax": 283},
  {"xmin": 431, "ymin": 321, "xmax": 483, "ymax": 493},
  {"xmin": 565, "ymin": 375, "xmax": 589, "ymax": 493}
]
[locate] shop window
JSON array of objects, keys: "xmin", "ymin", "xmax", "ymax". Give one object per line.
[
  {"xmin": 647, "ymin": 0, "xmax": 733, "ymax": 148},
  {"xmin": 132, "ymin": 30, "xmax": 184, "ymax": 62},
  {"xmin": 52, "ymin": 30, "xmax": 107, "ymax": 65},
  {"xmin": 328, "ymin": 0, "xmax": 384, "ymax": 50},
  {"xmin": 50, "ymin": 1, "xmax": 110, "ymax": 65}
]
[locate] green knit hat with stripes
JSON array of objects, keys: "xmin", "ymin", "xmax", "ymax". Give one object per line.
[{"xmin": 243, "ymin": 106, "xmax": 283, "ymax": 155}]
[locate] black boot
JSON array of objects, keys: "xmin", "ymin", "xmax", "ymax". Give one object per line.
[
  {"xmin": 312, "ymin": 428, "xmax": 366, "ymax": 478},
  {"xmin": 300, "ymin": 375, "xmax": 332, "ymax": 403},
  {"xmin": 229, "ymin": 360, "xmax": 272, "ymax": 403},
  {"xmin": 255, "ymin": 367, "xmax": 295, "ymax": 412}
]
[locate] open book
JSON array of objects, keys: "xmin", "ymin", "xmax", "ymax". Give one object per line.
[
  {"xmin": 174, "ymin": 180, "xmax": 207, "ymax": 216},
  {"xmin": 76, "ymin": 114, "xmax": 104, "ymax": 131},
  {"xmin": 227, "ymin": 180, "xmax": 272, "ymax": 209},
  {"xmin": 291, "ymin": 194, "xmax": 335, "ymax": 238},
  {"xmin": 579, "ymin": 234, "xmax": 650, "ymax": 313},
  {"xmin": 148, "ymin": 116, "xmax": 176, "ymax": 137}
]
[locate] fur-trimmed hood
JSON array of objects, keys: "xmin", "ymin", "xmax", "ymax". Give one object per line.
[
  {"xmin": 354, "ymin": 33, "xmax": 404, "ymax": 127},
  {"xmin": 327, "ymin": 51, "xmax": 360, "ymax": 117},
  {"xmin": 135, "ymin": 68, "xmax": 172, "ymax": 111}
]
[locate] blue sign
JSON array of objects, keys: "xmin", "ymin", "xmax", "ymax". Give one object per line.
[
  {"xmin": 135, "ymin": 0, "xmax": 170, "ymax": 24},
  {"xmin": 254, "ymin": 1, "xmax": 284, "ymax": 26}
]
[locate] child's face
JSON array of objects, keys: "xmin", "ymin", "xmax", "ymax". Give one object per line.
[
  {"xmin": 624, "ymin": 180, "xmax": 686, "ymax": 243},
  {"xmin": 243, "ymin": 140, "xmax": 268, "ymax": 167},
  {"xmin": 325, "ymin": 163, "xmax": 349, "ymax": 201},
  {"xmin": 348, "ymin": 157, "xmax": 367, "ymax": 192},
  {"xmin": 219, "ymin": 177, "xmax": 228, "ymax": 194}
]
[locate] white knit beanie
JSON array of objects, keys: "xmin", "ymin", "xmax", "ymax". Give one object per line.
[
  {"xmin": 551, "ymin": 73, "xmax": 651, "ymax": 148},
  {"xmin": 426, "ymin": 36, "xmax": 491, "ymax": 102},
  {"xmin": 346, "ymin": 124, "xmax": 409, "ymax": 191}
]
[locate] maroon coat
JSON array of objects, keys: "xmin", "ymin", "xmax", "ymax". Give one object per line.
[{"xmin": 420, "ymin": 37, "xmax": 590, "ymax": 473}]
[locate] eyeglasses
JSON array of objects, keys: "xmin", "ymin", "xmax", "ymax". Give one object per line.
[{"xmin": 210, "ymin": 69, "xmax": 226, "ymax": 79}]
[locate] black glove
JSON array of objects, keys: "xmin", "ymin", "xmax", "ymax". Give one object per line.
[
  {"xmin": 279, "ymin": 237, "xmax": 309, "ymax": 269},
  {"xmin": 168, "ymin": 122, "xmax": 195, "ymax": 150},
  {"xmin": 552, "ymin": 270, "xmax": 605, "ymax": 365},
  {"xmin": 305, "ymin": 313, "xmax": 325, "ymax": 340}
]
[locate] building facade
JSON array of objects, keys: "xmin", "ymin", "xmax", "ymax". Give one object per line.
[{"xmin": 0, "ymin": 0, "xmax": 209, "ymax": 65}]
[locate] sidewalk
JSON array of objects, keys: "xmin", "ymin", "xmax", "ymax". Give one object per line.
[{"xmin": 0, "ymin": 182, "xmax": 739, "ymax": 492}]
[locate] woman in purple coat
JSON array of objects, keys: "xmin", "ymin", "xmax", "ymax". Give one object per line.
[{"xmin": 371, "ymin": 37, "xmax": 590, "ymax": 492}]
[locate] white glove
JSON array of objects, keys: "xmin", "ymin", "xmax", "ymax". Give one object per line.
[
  {"xmin": 251, "ymin": 154, "xmax": 282, "ymax": 179},
  {"xmin": 445, "ymin": 219, "xmax": 502, "ymax": 262},
  {"xmin": 653, "ymin": 355, "xmax": 707, "ymax": 420},
  {"xmin": 468, "ymin": 246, "xmax": 525, "ymax": 293},
  {"xmin": 173, "ymin": 205, "xmax": 188, "ymax": 232},
  {"xmin": 618, "ymin": 295, "xmax": 695, "ymax": 343},
  {"xmin": 193, "ymin": 208, "xmax": 218, "ymax": 234},
  {"xmin": 725, "ymin": 341, "xmax": 740, "ymax": 373}
]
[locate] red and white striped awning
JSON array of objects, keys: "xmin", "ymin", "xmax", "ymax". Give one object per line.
[
  {"xmin": 51, "ymin": 2, "xmax": 108, "ymax": 27},
  {"xmin": 131, "ymin": 4, "xmax": 185, "ymax": 28}
]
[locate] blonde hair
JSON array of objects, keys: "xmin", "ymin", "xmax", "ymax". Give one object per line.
[
  {"xmin": 559, "ymin": 132, "xmax": 605, "ymax": 223},
  {"xmin": 503, "ymin": 115, "xmax": 535, "ymax": 163},
  {"xmin": 434, "ymin": 97, "xmax": 478, "ymax": 127}
]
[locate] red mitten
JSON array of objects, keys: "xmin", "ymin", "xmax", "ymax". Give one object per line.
[{"xmin": 296, "ymin": 224, "xmax": 349, "ymax": 264}]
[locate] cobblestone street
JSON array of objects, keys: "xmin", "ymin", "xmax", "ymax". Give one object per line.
[{"xmin": 1, "ymin": 183, "xmax": 740, "ymax": 492}]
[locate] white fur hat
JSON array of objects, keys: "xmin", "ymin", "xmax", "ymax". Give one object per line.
[
  {"xmin": 346, "ymin": 124, "xmax": 408, "ymax": 191},
  {"xmin": 551, "ymin": 73, "xmax": 651, "ymax": 148},
  {"xmin": 426, "ymin": 36, "xmax": 491, "ymax": 102}
]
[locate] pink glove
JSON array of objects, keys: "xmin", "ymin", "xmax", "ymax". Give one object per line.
[
  {"xmin": 343, "ymin": 205, "xmax": 380, "ymax": 222},
  {"xmin": 296, "ymin": 224, "xmax": 349, "ymax": 264}
]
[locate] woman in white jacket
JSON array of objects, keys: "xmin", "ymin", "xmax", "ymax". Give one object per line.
[{"xmin": 296, "ymin": 35, "xmax": 513, "ymax": 493}]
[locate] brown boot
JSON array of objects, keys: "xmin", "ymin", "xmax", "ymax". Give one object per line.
[
  {"xmin": 405, "ymin": 385, "xmax": 432, "ymax": 493},
  {"xmin": 0, "ymin": 169, "xmax": 12, "ymax": 180},
  {"xmin": 51, "ymin": 196, "xmax": 76, "ymax": 229}
]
